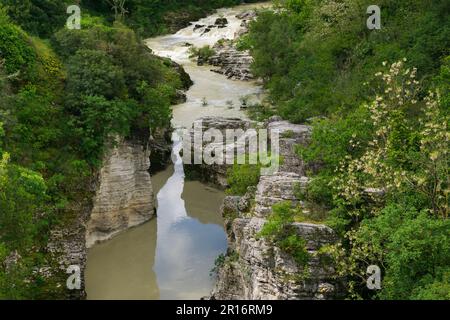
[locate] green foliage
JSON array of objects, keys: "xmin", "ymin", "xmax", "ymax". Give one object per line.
[
  {"xmin": 296, "ymin": 105, "xmax": 374, "ymax": 207},
  {"xmin": 434, "ymin": 56, "xmax": 450, "ymax": 112},
  {"xmin": 246, "ymin": 103, "xmax": 276, "ymax": 122},
  {"xmin": 68, "ymin": 96, "xmax": 138, "ymax": 165},
  {"xmin": 226, "ymin": 162, "xmax": 261, "ymax": 196},
  {"xmin": 66, "ymin": 49, "xmax": 126, "ymax": 99},
  {"xmin": 210, "ymin": 253, "xmax": 226, "ymax": 277},
  {"xmin": 0, "ymin": 154, "xmax": 48, "ymax": 249},
  {"xmin": 248, "ymin": 0, "xmax": 450, "ymax": 122},
  {"xmin": 308, "ymin": 61, "xmax": 449, "ymax": 299},
  {"xmin": 0, "ymin": 0, "xmax": 69, "ymax": 37},
  {"xmin": 258, "ymin": 202, "xmax": 310, "ymax": 266},
  {"xmin": 0, "ymin": 12, "xmax": 36, "ymax": 75},
  {"xmin": 326, "ymin": 204, "xmax": 450, "ymax": 300},
  {"xmin": 257, "ymin": 2, "xmax": 450, "ymax": 299},
  {"xmin": 53, "ymin": 21, "xmax": 181, "ymax": 165},
  {"xmin": 189, "ymin": 45, "xmax": 216, "ymax": 62},
  {"xmin": 0, "ymin": 0, "xmax": 199, "ymax": 298},
  {"xmin": 210, "ymin": 251, "xmax": 240, "ymax": 276},
  {"xmin": 83, "ymin": 0, "xmax": 262, "ymax": 37}
]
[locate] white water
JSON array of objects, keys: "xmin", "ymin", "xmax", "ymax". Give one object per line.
[{"xmin": 145, "ymin": 2, "xmax": 269, "ymax": 128}]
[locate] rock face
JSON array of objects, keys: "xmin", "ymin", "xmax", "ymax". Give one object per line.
[
  {"xmin": 267, "ymin": 116, "xmax": 313, "ymax": 175},
  {"xmin": 85, "ymin": 139, "xmax": 156, "ymax": 248},
  {"xmin": 47, "ymin": 200, "xmax": 93, "ymax": 299},
  {"xmin": 208, "ymin": 41, "xmax": 254, "ymax": 81},
  {"xmin": 254, "ymin": 172, "xmax": 309, "ymax": 217},
  {"xmin": 149, "ymin": 128, "xmax": 173, "ymax": 173},
  {"xmin": 210, "ymin": 173, "xmax": 344, "ymax": 300},
  {"xmin": 205, "ymin": 115, "xmax": 344, "ymax": 300},
  {"xmin": 184, "ymin": 117, "xmax": 256, "ymax": 188},
  {"xmin": 184, "ymin": 116, "xmax": 313, "ymax": 188},
  {"xmin": 235, "ymin": 10, "xmax": 257, "ymax": 38},
  {"xmin": 46, "ymin": 133, "xmax": 171, "ymax": 299}
]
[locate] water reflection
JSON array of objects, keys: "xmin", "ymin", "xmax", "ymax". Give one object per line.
[
  {"xmin": 154, "ymin": 133, "xmax": 227, "ymax": 299},
  {"xmin": 84, "ymin": 3, "xmax": 269, "ymax": 299},
  {"xmin": 85, "ymin": 133, "xmax": 227, "ymax": 300}
]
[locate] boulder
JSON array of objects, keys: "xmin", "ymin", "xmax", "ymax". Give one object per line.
[{"xmin": 215, "ymin": 17, "xmax": 229, "ymax": 28}]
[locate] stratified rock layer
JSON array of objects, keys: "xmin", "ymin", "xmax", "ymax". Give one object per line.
[
  {"xmin": 208, "ymin": 41, "xmax": 254, "ymax": 81},
  {"xmin": 86, "ymin": 139, "xmax": 155, "ymax": 248},
  {"xmin": 267, "ymin": 116, "xmax": 313, "ymax": 175},
  {"xmin": 184, "ymin": 116, "xmax": 256, "ymax": 188},
  {"xmin": 184, "ymin": 116, "xmax": 313, "ymax": 189},
  {"xmin": 210, "ymin": 173, "xmax": 344, "ymax": 300},
  {"xmin": 203, "ymin": 115, "xmax": 344, "ymax": 300}
]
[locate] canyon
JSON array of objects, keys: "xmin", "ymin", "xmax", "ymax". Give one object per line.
[{"xmin": 82, "ymin": 2, "xmax": 342, "ymax": 300}]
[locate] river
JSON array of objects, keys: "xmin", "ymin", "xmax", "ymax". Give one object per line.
[{"xmin": 85, "ymin": 2, "xmax": 268, "ymax": 300}]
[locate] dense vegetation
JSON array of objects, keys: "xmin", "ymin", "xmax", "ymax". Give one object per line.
[
  {"xmin": 0, "ymin": 0, "xmax": 243, "ymax": 299},
  {"xmin": 231, "ymin": 0, "xmax": 449, "ymax": 299},
  {"xmin": 1, "ymin": 0, "xmax": 448, "ymax": 301},
  {"xmin": 1, "ymin": 0, "xmax": 261, "ymax": 38}
]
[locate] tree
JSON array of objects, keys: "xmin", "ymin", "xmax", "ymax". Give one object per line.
[{"xmin": 107, "ymin": 0, "xmax": 128, "ymax": 21}]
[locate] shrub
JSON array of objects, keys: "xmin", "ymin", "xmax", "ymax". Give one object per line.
[
  {"xmin": 258, "ymin": 202, "xmax": 310, "ymax": 267},
  {"xmin": 226, "ymin": 162, "xmax": 261, "ymax": 196},
  {"xmin": 189, "ymin": 45, "xmax": 216, "ymax": 62}
]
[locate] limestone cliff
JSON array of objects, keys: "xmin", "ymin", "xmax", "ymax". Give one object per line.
[
  {"xmin": 47, "ymin": 134, "xmax": 169, "ymax": 299},
  {"xmin": 184, "ymin": 116, "xmax": 313, "ymax": 188},
  {"xmin": 86, "ymin": 138, "xmax": 156, "ymax": 248},
  {"xmin": 184, "ymin": 116, "xmax": 256, "ymax": 188},
  {"xmin": 210, "ymin": 173, "xmax": 344, "ymax": 300},
  {"xmin": 204, "ymin": 116, "xmax": 344, "ymax": 300}
]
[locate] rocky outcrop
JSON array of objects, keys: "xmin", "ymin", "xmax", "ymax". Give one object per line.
[
  {"xmin": 236, "ymin": 10, "xmax": 258, "ymax": 21},
  {"xmin": 184, "ymin": 117, "xmax": 256, "ymax": 188},
  {"xmin": 149, "ymin": 128, "xmax": 173, "ymax": 173},
  {"xmin": 184, "ymin": 116, "xmax": 313, "ymax": 188},
  {"xmin": 254, "ymin": 172, "xmax": 309, "ymax": 217},
  {"xmin": 85, "ymin": 138, "xmax": 156, "ymax": 248},
  {"xmin": 215, "ymin": 17, "xmax": 229, "ymax": 28},
  {"xmin": 267, "ymin": 116, "xmax": 313, "ymax": 175},
  {"xmin": 208, "ymin": 41, "xmax": 254, "ymax": 81},
  {"xmin": 210, "ymin": 173, "xmax": 344, "ymax": 300},
  {"xmin": 191, "ymin": 9, "xmax": 258, "ymax": 81},
  {"xmin": 235, "ymin": 10, "xmax": 257, "ymax": 38},
  {"xmin": 204, "ymin": 115, "xmax": 344, "ymax": 300},
  {"xmin": 47, "ymin": 200, "xmax": 93, "ymax": 299}
]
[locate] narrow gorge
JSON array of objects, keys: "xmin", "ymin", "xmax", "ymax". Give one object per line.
[
  {"xmin": 81, "ymin": 1, "xmax": 343, "ymax": 300},
  {"xmin": 84, "ymin": 2, "xmax": 271, "ymax": 300},
  {"xmin": 1, "ymin": 0, "xmax": 447, "ymax": 303}
]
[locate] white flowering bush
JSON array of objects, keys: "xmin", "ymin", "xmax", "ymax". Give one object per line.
[
  {"xmin": 311, "ymin": 60, "xmax": 450, "ymax": 299},
  {"xmin": 333, "ymin": 60, "xmax": 448, "ymax": 218}
]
